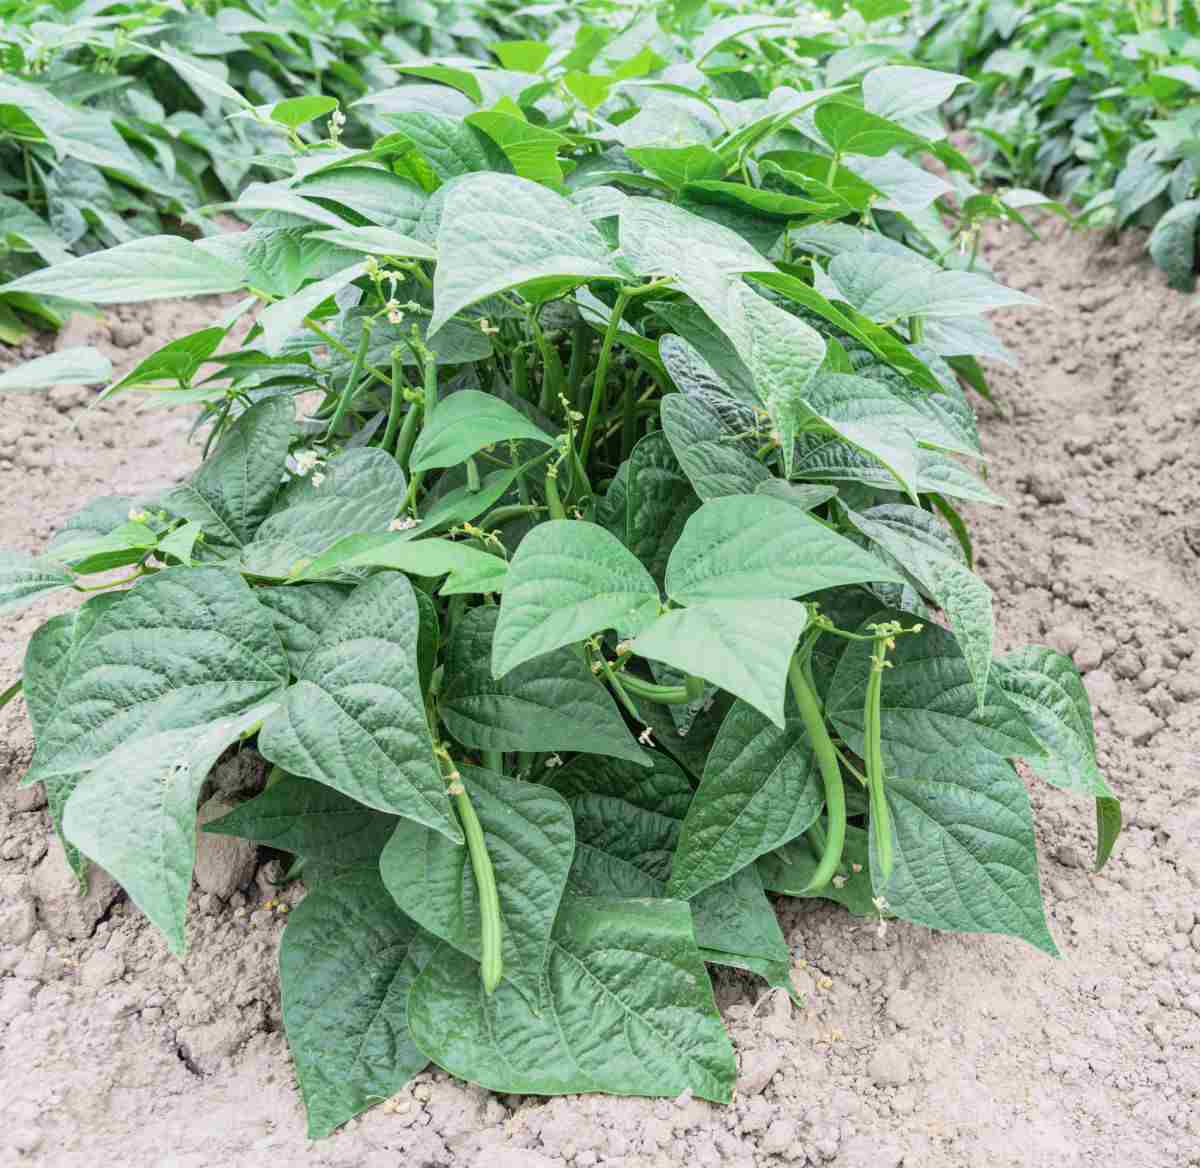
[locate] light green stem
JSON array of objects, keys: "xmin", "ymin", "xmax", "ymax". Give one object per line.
[
  {"xmin": 327, "ymin": 322, "xmax": 372, "ymax": 439},
  {"xmin": 579, "ymin": 289, "xmax": 631, "ymax": 464}
]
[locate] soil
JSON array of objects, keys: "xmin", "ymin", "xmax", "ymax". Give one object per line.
[{"xmin": 1, "ymin": 218, "xmax": 1199, "ymax": 1168}]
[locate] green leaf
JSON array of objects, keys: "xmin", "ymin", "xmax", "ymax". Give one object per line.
[
  {"xmin": 492, "ymin": 520, "xmax": 660, "ymax": 677},
  {"xmin": 409, "ymin": 389, "xmax": 556, "ymax": 472},
  {"xmin": 26, "ymin": 567, "xmax": 288, "ymax": 784},
  {"xmin": 290, "ymin": 533, "xmax": 507, "ymax": 594},
  {"xmin": 280, "ymin": 870, "xmax": 435, "ymax": 1138},
  {"xmin": 1147, "ymin": 198, "xmax": 1200, "ymax": 291},
  {"xmin": 844, "ymin": 504, "xmax": 993, "ymax": 706},
  {"xmin": 627, "ymin": 144, "xmax": 726, "ymax": 190},
  {"xmin": 271, "ymin": 95, "xmax": 338, "ymax": 130},
  {"xmin": 381, "ymin": 765, "xmax": 575, "ymax": 1004},
  {"xmin": 827, "ymin": 254, "xmax": 1038, "ymax": 323},
  {"xmin": 827, "ymin": 610, "xmax": 1044, "ymax": 778},
  {"xmin": 205, "ymin": 774, "xmax": 396, "ymax": 879},
  {"xmin": 0, "ymin": 549, "xmax": 72, "ymax": 615},
  {"xmin": 624, "ymin": 430, "xmax": 701, "ymax": 588},
  {"xmin": 46, "ymin": 518, "xmax": 158, "ymax": 575},
  {"xmin": 466, "ymin": 108, "xmax": 572, "ymax": 186},
  {"xmin": 256, "ymin": 261, "xmax": 368, "ymax": 356},
  {"xmin": 0, "ymin": 347, "xmax": 112, "ymax": 393},
  {"xmin": 546, "ymin": 753, "xmax": 790, "ymax": 979},
  {"xmin": 659, "ymin": 393, "xmax": 770, "ymax": 501},
  {"xmin": 240, "ymin": 448, "xmax": 406, "ymax": 578},
  {"xmin": 694, "ymin": 14, "xmax": 796, "ymax": 63},
  {"xmin": 667, "ymin": 700, "xmax": 824, "ymax": 900},
  {"xmin": 164, "ymin": 397, "xmax": 293, "ymax": 548},
  {"xmin": 62, "ymin": 705, "xmax": 274, "ymax": 954},
  {"xmin": 429, "ymin": 173, "xmax": 620, "ymax": 338},
  {"xmin": 756, "ymin": 480, "xmax": 837, "ymax": 510},
  {"xmin": 863, "ymin": 66, "xmax": 970, "ymax": 123},
  {"xmin": 736, "ymin": 286, "xmax": 825, "ymax": 477},
  {"xmin": 620, "ymin": 196, "xmax": 766, "ymax": 280},
  {"xmin": 293, "ymin": 168, "xmax": 428, "ymax": 234},
  {"xmin": 873, "ymin": 749, "xmax": 1057, "ymax": 955},
  {"xmin": 0, "ymin": 237, "xmax": 245, "ymax": 303},
  {"xmin": 21, "ymin": 595, "xmax": 122, "ymax": 883},
  {"xmin": 257, "ymin": 572, "xmax": 461, "ymax": 842},
  {"xmin": 440, "ymin": 606, "xmax": 647, "ymax": 764},
  {"xmin": 491, "ymin": 40, "xmax": 553, "ymax": 73},
  {"xmin": 993, "ymin": 646, "xmax": 1120, "ymax": 871},
  {"xmin": 101, "ymin": 327, "xmax": 227, "ymax": 400},
  {"xmin": 758, "ymin": 825, "xmax": 877, "ymax": 916},
  {"xmin": 844, "ymin": 153, "xmax": 951, "ymax": 213},
  {"xmin": 814, "ymin": 102, "xmax": 927, "ymax": 156},
  {"xmin": 308, "ymin": 226, "xmax": 437, "ymax": 261},
  {"xmin": 255, "ymin": 583, "xmax": 352, "ymax": 676},
  {"xmin": 408, "ymin": 896, "xmax": 735, "ymax": 1102},
  {"xmin": 665, "ymin": 494, "xmax": 903, "ymax": 605},
  {"xmin": 632, "ymin": 599, "xmax": 808, "ymax": 727}
]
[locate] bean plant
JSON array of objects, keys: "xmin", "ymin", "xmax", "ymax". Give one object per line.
[
  {"xmin": 0, "ymin": 2, "xmax": 1121, "ymax": 1137},
  {"xmin": 907, "ymin": 0, "xmax": 1200, "ymax": 288}
]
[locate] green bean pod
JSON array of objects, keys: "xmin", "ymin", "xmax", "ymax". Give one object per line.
[{"xmin": 453, "ymin": 783, "xmax": 503, "ymax": 994}]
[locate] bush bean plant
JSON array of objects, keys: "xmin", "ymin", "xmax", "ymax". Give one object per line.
[
  {"xmin": 0, "ymin": 1, "xmax": 1121, "ymax": 1137},
  {"xmin": 0, "ymin": 0, "xmax": 498, "ymax": 339},
  {"xmin": 907, "ymin": 0, "xmax": 1200, "ymax": 288}
]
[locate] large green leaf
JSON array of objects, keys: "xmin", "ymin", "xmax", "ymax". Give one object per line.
[
  {"xmin": 381, "ymin": 766, "xmax": 575, "ymax": 1004},
  {"xmin": 62, "ymin": 704, "xmax": 275, "ymax": 954},
  {"xmin": 429, "ymin": 173, "xmax": 620, "ymax": 337},
  {"xmin": 624, "ymin": 431, "xmax": 701, "ymax": 588},
  {"xmin": 619, "ymin": 196, "xmax": 766, "ymax": 280},
  {"xmin": 205, "ymin": 774, "xmax": 396, "ymax": 880},
  {"xmin": 667, "ymin": 700, "xmax": 824, "ymax": 900},
  {"xmin": 659, "ymin": 393, "xmax": 770, "ymax": 501},
  {"xmin": 0, "ymin": 550, "xmax": 72, "ymax": 615},
  {"xmin": 1147, "ymin": 198, "xmax": 1200, "ymax": 291},
  {"xmin": 164, "ymin": 397, "xmax": 293, "ymax": 548},
  {"xmin": 466, "ymin": 109, "xmax": 572, "ymax": 185},
  {"xmin": 863, "ymin": 66, "xmax": 970, "ymax": 124},
  {"xmin": 873, "ymin": 749, "xmax": 1057, "ymax": 955},
  {"xmin": 257, "ymin": 572, "xmax": 461, "ymax": 843},
  {"xmin": 440, "ymin": 606, "xmax": 647, "ymax": 764},
  {"xmin": 25, "ymin": 566, "xmax": 289, "ymax": 784},
  {"xmin": 408, "ymin": 896, "xmax": 735, "ymax": 1102},
  {"xmin": 290, "ymin": 533, "xmax": 507, "ymax": 594},
  {"xmin": 993, "ymin": 646, "xmax": 1120, "ymax": 870},
  {"xmin": 256, "ymin": 261, "xmax": 368, "ymax": 356},
  {"xmin": 665, "ymin": 494, "xmax": 902, "ymax": 604},
  {"xmin": 827, "ymin": 610, "xmax": 1043, "ymax": 778},
  {"xmin": 814, "ymin": 102, "xmax": 927, "ymax": 156},
  {"xmin": 21, "ymin": 595, "xmax": 123, "ymax": 882},
  {"xmin": 280, "ymin": 870, "xmax": 435, "ymax": 1138},
  {"xmin": 409, "ymin": 389, "xmax": 556, "ymax": 472},
  {"xmin": 0, "ymin": 347, "xmax": 112, "ymax": 393},
  {"xmin": 736, "ymin": 286, "xmax": 825, "ymax": 477},
  {"xmin": 827, "ymin": 253, "xmax": 1037, "ymax": 323},
  {"xmin": 254, "ymin": 583, "xmax": 352, "ymax": 677},
  {"xmin": 0, "ymin": 236, "xmax": 245, "ymax": 303},
  {"xmin": 546, "ymin": 753, "xmax": 791, "ymax": 980},
  {"xmin": 632, "ymin": 599, "xmax": 808, "ymax": 727},
  {"xmin": 492, "ymin": 520, "xmax": 661, "ymax": 677},
  {"xmin": 240, "ymin": 448, "xmax": 406, "ymax": 578},
  {"xmin": 844, "ymin": 504, "xmax": 993, "ymax": 707}
]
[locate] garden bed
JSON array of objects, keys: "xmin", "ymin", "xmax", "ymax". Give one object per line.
[{"xmin": 1, "ymin": 216, "xmax": 1198, "ymax": 1168}]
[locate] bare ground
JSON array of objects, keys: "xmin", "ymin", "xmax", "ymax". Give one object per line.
[{"xmin": 1, "ymin": 219, "xmax": 1198, "ymax": 1168}]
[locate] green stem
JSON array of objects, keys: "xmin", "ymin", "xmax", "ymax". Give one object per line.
[
  {"xmin": 452, "ymin": 779, "xmax": 503, "ymax": 994},
  {"xmin": 304, "ymin": 319, "xmax": 391, "ymax": 391},
  {"xmin": 579, "ymin": 289, "xmax": 632, "ymax": 464},
  {"xmin": 393, "ymin": 398, "xmax": 420, "ymax": 471},
  {"xmin": 909, "ymin": 315, "xmax": 924, "ymax": 344},
  {"xmin": 466, "ymin": 456, "xmax": 481, "ymax": 493},
  {"xmin": 616, "ymin": 670, "xmax": 692, "ymax": 705},
  {"xmin": 594, "ymin": 651, "xmax": 644, "ymax": 723},
  {"xmin": 620, "ymin": 367, "xmax": 638, "ymax": 461},
  {"xmin": 327, "ymin": 322, "xmax": 372, "ymax": 439},
  {"xmin": 826, "ymin": 151, "xmax": 839, "ymax": 186},
  {"xmin": 787, "ymin": 652, "xmax": 845, "ymax": 892},
  {"xmin": 567, "ymin": 322, "xmax": 589, "ymax": 411}
]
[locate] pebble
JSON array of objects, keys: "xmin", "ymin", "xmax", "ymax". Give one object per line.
[
  {"xmin": 1143, "ymin": 941, "xmax": 1170, "ymax": 967},
  {"xmin": 29, "ymin": 838, "xmax": 120, "ymax": 941},
  {"xmin": 738, "ymin": 1046, "xmax": 782, "ymax": 1095},
  {"xmin": 1109, "ymin": 705, "xmax": 1162, "ymax": 745},
  {"xmin": 867, "ymin": 1041, "xmax": 911, "ymax": 1086},
  {"xmin": 1074, "ymin": 639, "xmax": 1104, "ymax": 672},
  {"xmin": 110, "ymin": 320, "xmax": 145, "ymax": 348}
]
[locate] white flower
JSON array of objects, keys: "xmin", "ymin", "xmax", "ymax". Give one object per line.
[
  {"xmin": 311, "ymin": 471, "xmax": 326, "ymax": 488},
  {"xmin": 478, "ymin": 318, "xmax": 500, "ymax": 336},
  {"xmin": 386, "ymin": 299, "xmax": 405, "ymax": 325},
  {"xmin": 638, "ymin": 726, "xmax": 654, "ymax": 746},
  {"xmin": 389, "ymin": 516, "xmax": 418, "ymax": 532},
  {"xmin": 293, "ymin": 449, "xmax": 321, "ymax": 475},
  {"xmin": 127, "ymin": 508, "xmax": 148, "ymax": 523},
  {"xmin": 544, "ymin": 753, "xmax": 563, "ymax": 769}
]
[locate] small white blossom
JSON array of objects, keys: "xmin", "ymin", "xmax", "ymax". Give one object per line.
[
  {"xmin": 389, "ymin": 516, "xmax": 418, "ymax": 532},
  {"xmin": 478, "ymin": 317, "xmax": 500, "ymax": 336},
  {"xmin": 311, "ymin": 471, "xmax": 326, "ymax": 488},
  {"xmin": 544, "ymin": 753, "xmax": 563, "ymax": 769},
  {"xmin": 294, "ymin": 449, "xmax": 321, "ymax": 475},
  {"xmin": 638, "ymin": 726, "xmax": 654, "ymax": 746},
  {"xmin": 386, "ymin": 299, "xmax": 405, "ymax": 325},
  {"xmin": 127, "ymin": 508, "xmax": 148, "ymax": 523}
]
